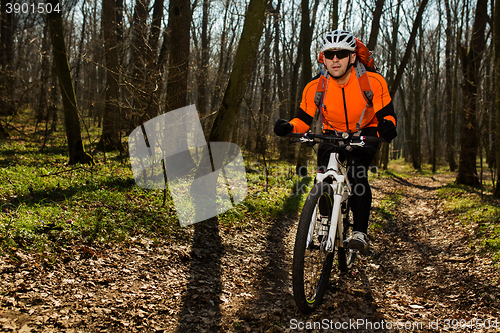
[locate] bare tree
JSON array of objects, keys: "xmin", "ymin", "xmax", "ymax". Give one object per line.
[
  {"xmin": 456, "ymin": 0, "xmax": 487, "ymax": 186},
  {"xmin": 444, "ymin": 0, "xmax": 457, "ymax": 171},
  {"xmin": 47, "ymin": 0, "xmax": 94, "ymax": 165},
  {"xmin": 144, "ymin": 0, "xmax": 165, "ymax": 121},
  {"xmin": 98, "ymin": 0, "xmax": 124, "ymax": 152},
  {"xmin": 431, "ymin": 17, "xmax": 441, "ymax": 173},
  {"xmin": 0, "ymin": 0, "xmax": 14, "ymax": 116},
  {"xmin": 367, "ymin": 0, "xmax": 385, "ymax": 50},
  {"xmin": 166, "ymin": 0, "xmax": 192, "ymax": 111},
  {"xmin": 295, "ymin": 0, "xmax": 313, "ymax": 175},
  {"xmin": 331, "ymin": 0, "xmax": 339, "ymax": 29},
  {"xmin": 493, "ymin": 0, "xmax": 500, "ymax": 197},
  {"xmin": 196, "ymin": 0, "xmax": 211, "ymax": 117},
  {"xmin": 208, "ymin": 0, "xmax": 270, "ymax": 142},
  {"xmin": 127, "ymin": 0, "xmax": 150, "ymax": 133},
  {"xmin": 209, "ymin": 0, "xmax": 237, "ymax": 124},
  {"xmin": 36, "ymin": 24, "xmax": 51, "ymax": 127},
  {"xmin": 73, "ymin": 1, "xmax": 87, "ymax": 95}
]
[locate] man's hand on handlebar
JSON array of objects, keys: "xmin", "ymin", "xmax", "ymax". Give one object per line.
[
  {"xmin": 274, "ymin": 119, "xmax": 293, "ymax": 137},
  {"xmin": 377, "ymin": 119, "xmax": 397, "ymax": 143}
]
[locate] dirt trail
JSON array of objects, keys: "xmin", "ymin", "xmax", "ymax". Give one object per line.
[{"xmin": 1, "ymin": 174, "xmax": 499, "ymax": 332}]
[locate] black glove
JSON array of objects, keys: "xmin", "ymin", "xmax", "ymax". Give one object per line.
[
  {"xmin": 377, "ymin": 118, "xmax": 397, "ymax": 142},
  {"xmin": 274, "ymin": 119, "xmax": 293, "ymax": 137}
]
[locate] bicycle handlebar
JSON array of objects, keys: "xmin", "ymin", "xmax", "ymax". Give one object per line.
[{"xmin": 286, "ymin": 132, "xmax": 387, "ymax": 144}]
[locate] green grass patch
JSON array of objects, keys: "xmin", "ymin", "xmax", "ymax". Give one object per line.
[
  {"xmin": 370, "ymin": 189, "xmax": 403, "ymax": 231},
  {"xmin": 0, "ymin": 112, "xmax": 309, "ymax": 255},
  {"xmin": 217, "ymin": 164, "xmax": 311, "ymax": 229},
  {"xmin": 369, "ymin": 158, "xmax": 454, "ymax": 181},
  {"xmin": 437, "ymin": 184, "xmax": 500, "ymax": 261}
]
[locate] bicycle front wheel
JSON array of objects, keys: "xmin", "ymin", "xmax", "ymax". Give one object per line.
[
  {"xmin": 338, "ymin": 205, "xmax": 357, "ymax": 273},
  {"xmin": 292, "ymin": 181, "xmax": 338, "ymax": 313}
]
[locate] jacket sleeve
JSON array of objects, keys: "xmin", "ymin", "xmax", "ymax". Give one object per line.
[
  {"xmin": 375, "ymin": 100, "xmax": 397, "ymax": 126},
  {"xmin": 369, "ymin": 72, "xmax": 396, "ymax": 127},
  {"xmin": 289, "ymin": 79, "xmax": 319, "ymax": 133}
]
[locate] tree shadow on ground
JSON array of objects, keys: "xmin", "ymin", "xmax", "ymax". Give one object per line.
[
  {"xmin": 174, "ymin": 176, "xmax": 311, "ymax": 332},
  {"xmin": 318, "ymin": 264, "xmax": 382, "ymax": 330},
  {"xmin": 174, "ymin": 218, "xmax": 224, "ymax": 332},
  {"xmin": 381, "ymin": 171, "xmax": 442, "ymax": 191},
  {"xmin": 234, "ymin": 177, "xmax": 312, "ymax": 328}
]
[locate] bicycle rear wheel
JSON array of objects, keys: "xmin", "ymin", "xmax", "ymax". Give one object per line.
[{"xmin": 292, "ymin": 182, "xmax": 339, "ymax": 313}]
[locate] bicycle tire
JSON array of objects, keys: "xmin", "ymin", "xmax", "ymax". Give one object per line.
[
  {"xmin": 338, "ymin": 202, "xmax": 356, "ymax": 273},
  {"xmin": 292, "ymin": 181, "xmax": 339, "ymax": 313}
]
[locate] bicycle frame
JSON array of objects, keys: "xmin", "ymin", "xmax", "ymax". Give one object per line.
[{"xmin": 306, "ymin": 151, "xmax": 352, "ymax": 252}]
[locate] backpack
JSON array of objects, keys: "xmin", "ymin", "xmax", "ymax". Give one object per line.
[
  {"xmin": 315, "ymin": 37, "xmax": 375, "ymax": 133},
  {"xmin": 354, "ymin": 37, "xmax": 376, "ymax": 69}
]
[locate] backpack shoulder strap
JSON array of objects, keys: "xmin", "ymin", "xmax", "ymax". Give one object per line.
[
  {"xmin": 314, "ymin": 74, "xmax": 327, "ymax": 108},
  {"xmin": 313, "ymin": 73, "xmax": 329, "ymax": 132},
  {"xmin": 353, "ymin": 60, "xmax": 374, "ymax": 132}
]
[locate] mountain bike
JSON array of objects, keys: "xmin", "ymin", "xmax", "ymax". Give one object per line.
[{"xmin": 288, "ymin": 131, "xmax": 383, "ymax": 314}]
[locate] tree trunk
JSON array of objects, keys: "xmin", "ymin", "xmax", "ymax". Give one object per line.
[
  {"xmin": 411, "ymin": 32, "xmax": 423, "ymax": 170},
  {"xmin": 163, "ymin": 0, "xmax": 197, "ymax": 176},
  {"xmin": 0, "ymin": 0, "xmax": 15, "ymax": 116},
  {"xmin": 456, "ymin": 0, "xmax": 487, "ymax": 186},
  {"xmin": 73, "ymin": 1, "xmax": 86, "ymax": 96},
  {"xmin": 148, "ymin": 0, "xmax": 164, "ymax": 68},
  {"xmin": 369, "ymin": 0, "xmax": 388, "ymax": 170},
  {"xmin": 209, "ymin": 0, "xmax": 233, "ymax": 126},
  {"xmin": 36, "ymin": 24, "xmax": 51, "ymax": 126},
  {"xmin": 444, "ymin": 0, "xmax": 457, "ymax": 171},
  {"xmin": 146, "ymin": 0, "xmax": 165, "ymax": 120},
  {"xmin": 49, "ymin": 62, "xmax": 59, "ymax": 133},
  {"xmin": 272, "ymin": 1, "xmax": 289, "ymax": 159},
  {"xmin": 493, "ymin": 0, "xmax": 500, "ymax": 197},
  {"xmin": 126, "ymin": 0, "xmax": 150, "ymax": 133},
  {"xmin": 208, "ymin": 0, "xmax": 269, "ymax": 143},
  {"xmin": 166, "ymin": 0, "xmax": 192, "ymax": 112},
  {"xmin": 331, "ymin": 0, "xmax": 339, "ymax": 30},
  {"xmin": 367, "ymin": 0, "xmax": 385, "ymax": 51},
  {"xmin": 256, "ymin": 19, "xmax": 272, "ymax": 158},
  {"xmin": 47, "ymin": 0, "xmax": 94, "ymax": 165},
  {"xmin": 431, "ymin": 19, "xmax": 441, "ymax": 173},
  {"xmin": 98, "ymin": 0, "xmax": 124, "ymax": 151},
  {"xmin": 400, "ymin": 84, "xmax": 412, "ymax": 164},
  {"xmin": 295, "ymin": 0, "xmax": 313, "ymax": 176},
  {"xmin": 196, "ymin": 0, "xmax": 210, "ymax": 117}
]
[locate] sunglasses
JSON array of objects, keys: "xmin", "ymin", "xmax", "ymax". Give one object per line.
[{"xmin": 323, "ymin": 50, "xmax": 352, "ymax": 60}]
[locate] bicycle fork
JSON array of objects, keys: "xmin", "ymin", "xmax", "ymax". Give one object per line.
[
  {"xmin": 305, "ymin": 152, "xmax": 347, "ymax": 252},
  {"xmin": 305, "ymin": 181, "xmax": 343, "ymax": 252},
  {"xmin": 325, "ymin": 181, "xmax": 343, "ymax": 252}
]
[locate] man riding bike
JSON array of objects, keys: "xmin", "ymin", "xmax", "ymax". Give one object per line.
[{"xmin": 274, "ymin": 30, "xmax": 397, "ymax": 252}]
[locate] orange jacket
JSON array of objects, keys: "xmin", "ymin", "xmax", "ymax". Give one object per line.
[{"xmin": 290, "ymin": 68, "xmax": 395, "ymax": 133}]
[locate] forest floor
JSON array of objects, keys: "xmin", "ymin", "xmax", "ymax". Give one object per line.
[{"xmin": 1, "ymin": 171, "xmax": 500, "ymax": 332}]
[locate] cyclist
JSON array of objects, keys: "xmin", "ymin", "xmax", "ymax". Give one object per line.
[{"xmin": 274, "ymin": 30, "xmax": 397, "ymax": 252}]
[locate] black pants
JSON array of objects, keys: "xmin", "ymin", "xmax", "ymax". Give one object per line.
[{"xmin": 317, "ymin": 127, "xmax": 378, "ymax": 234}]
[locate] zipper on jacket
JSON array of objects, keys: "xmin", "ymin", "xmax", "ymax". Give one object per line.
[{"xmin": 342, "ymin": 88, "xmax": 349, "ymax": 132}]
